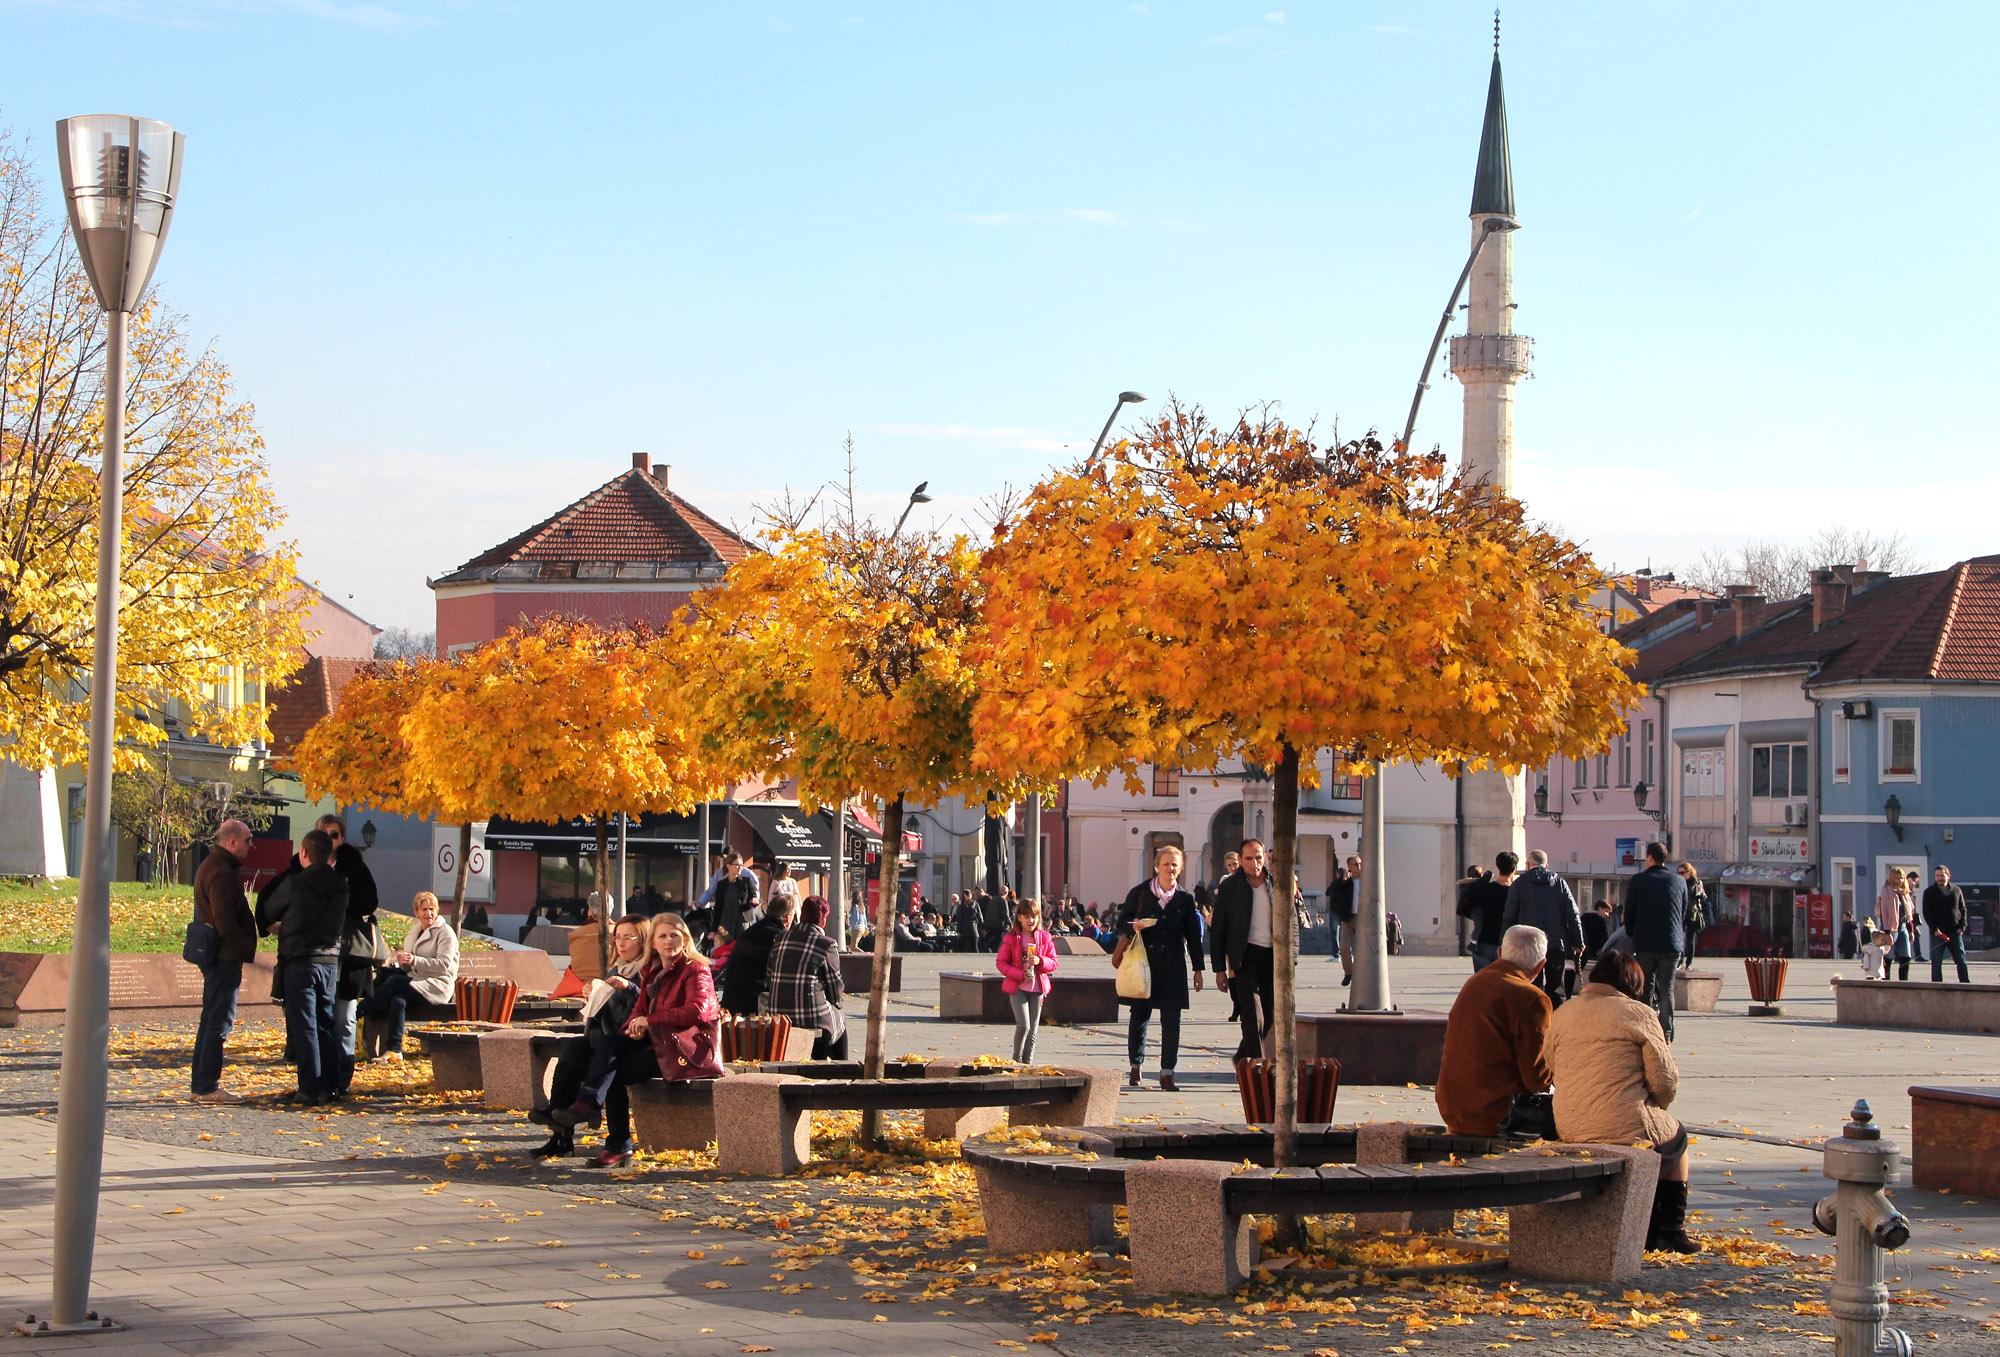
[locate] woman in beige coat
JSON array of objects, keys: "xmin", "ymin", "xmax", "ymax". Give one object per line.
[{"xmin": 1545, "ymin": 951, "xmax": 1698, "ymax": 1254}]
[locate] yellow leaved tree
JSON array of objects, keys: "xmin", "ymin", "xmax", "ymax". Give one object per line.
[
  {"xmin": 671, "ymin": 519, "xmax": 1003, "ymax": 1137},
  {"xmin": 974, "ymin": 405, "xmax": 1640, "ymax": 1165},
  {"xmin": 0, "ymin": 131, "xmax": 302, "ymax": 767}
]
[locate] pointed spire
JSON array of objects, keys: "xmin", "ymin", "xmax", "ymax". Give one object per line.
[{"xmin": 1469, "ymin": 20, "xmax": 1515, "ymax": 220}]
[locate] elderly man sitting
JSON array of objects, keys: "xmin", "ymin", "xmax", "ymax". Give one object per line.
[{"xmin": 1434, "ymin": 924, "xmax": 1555, "ymax": 1137}]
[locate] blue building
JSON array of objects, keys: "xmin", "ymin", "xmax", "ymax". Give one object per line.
[{"xmin": 1810, "ymin": 557, "xmax": 2000, "ymax": 951}]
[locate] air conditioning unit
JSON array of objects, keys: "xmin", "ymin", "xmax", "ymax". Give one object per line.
[
  {"xmin": 1842, "ymin": 700, "xmax": 1873, "ymax": 720},
  {"xmin": 1783, "ymin": 803, "xmax": 1806, "ymax": 827}
]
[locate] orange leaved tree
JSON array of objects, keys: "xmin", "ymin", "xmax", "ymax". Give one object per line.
[
  {"xmin": 671, "ymin": 520, "xmax": 1003, "ymax": 1140},
  {"xmin": 974, "ymin": 405, "xmax": 1640, "ymax": 1166}
]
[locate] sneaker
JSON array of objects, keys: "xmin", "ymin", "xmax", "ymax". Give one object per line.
[
  {"xmin": 370, "ymin": 1051, "xmax": 404, "ymax": 1065},
  {"xmin": 192, "ymin": 1089, "xmax": 246, "ymax": 1105}
]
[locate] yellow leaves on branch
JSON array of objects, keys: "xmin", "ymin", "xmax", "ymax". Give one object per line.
[
  {"xmin": 0, "ymin": 131, "xmax": 301, "ymax": 769},
  {"xmin": 971, "ymin": 404, "xmax": 1641, "ymax": 786},
  {"xmin": 294, "ymin": 617, "xmax": 724, "ymax": 823}
]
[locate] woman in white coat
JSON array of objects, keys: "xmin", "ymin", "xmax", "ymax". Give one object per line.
[{"xmin": 360, "ymin": 891, "xmax": 460, "ymax": 1061}]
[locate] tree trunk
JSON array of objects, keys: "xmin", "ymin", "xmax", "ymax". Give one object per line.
[
  {"xmin": 1271, "ymin": 743, "xmax": 1301, "ymax": 1173},
  {"xmin": 860, "ymin": 794, "xmax": 905, "ymax": 1146},
  {"xmin": 449, "ymin": 822, "xmax": 472, "ymax": 929},
  {"xmin": 593, "ymin": 813, "xmax": 611, "ymax": 978}
]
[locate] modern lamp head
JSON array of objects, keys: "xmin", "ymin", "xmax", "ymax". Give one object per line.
[
  {"xmin": 1118, "ymin": 390, "xmax": 1148, "ymax": 404},
  {"xmin": 55, "ymin": 115, "xmax": 186, "ymax": 313}
]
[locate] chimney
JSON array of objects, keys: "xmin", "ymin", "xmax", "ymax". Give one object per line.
[
  {"xmin": 651, "ymin": 461, "xmax": 670, "ymax": 490},
  {"xmin": 1811, "ymin": 567, "xmax": 1852, "ymax": 632},
  {"xmin": 1731, "ymin": 594, "xmax": 1766, "ymax": 640},
  {"xmin": 1723, "ymin": 583, "xmax": 1756, "ymax": 600},
  {"xmin": 630, "ymin": 451, "xmax": 649, "ymax": 471},
  {"xmin": 1632, "ymin": 575, "xmax": 1653, "ymax": 602},
  {"xmin": 1694, "ymin": 599, "xmax": 1715, "ymax": 628}
]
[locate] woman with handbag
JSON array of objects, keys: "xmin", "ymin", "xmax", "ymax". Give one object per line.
[
  {"xmin": 532, "ymin": 917, "xmax": 651, "ymax": 1160},
  {"xmin": 995, "ymin": 898, "xmax": 1059, "ymax": 1063},
  {"xmin": 592, "ymin": 913, "xmax": 723, "ymax": 1168},
  {"xmin": 1113, "ymin": 844, "xmax": 1207, "ymax": 1092}
]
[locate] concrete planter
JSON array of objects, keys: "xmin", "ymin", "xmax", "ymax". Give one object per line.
[{"xmin": 1673, "ymin": 970, "xmax": 1723, "ymax": 1013}]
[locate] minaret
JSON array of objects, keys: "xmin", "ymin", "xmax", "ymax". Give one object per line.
[
  {"xmin": 1453, "ymin": 22, "xmax": 1531, "ymax": 879},
  {"xmin": 1450, "ymin": 23, "xmax": 1531, "ymax": 489}
]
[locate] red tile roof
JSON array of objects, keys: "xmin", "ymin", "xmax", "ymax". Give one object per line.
[
  {"xmin": 433, "ymin": 465, "xmax": 751, "ymax": 585},
  {"xmin": 267, "ymin": 655, "xmax": 374, "ymax": 759},
  {"xmin": 1811, "ymin": 556, "xmax": 2000, "ymax": 685}
]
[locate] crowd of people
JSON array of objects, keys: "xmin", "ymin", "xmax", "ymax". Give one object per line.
[{"xmin": 1848, "ymin": 866, "xmax": 1972, "ymax": 984}]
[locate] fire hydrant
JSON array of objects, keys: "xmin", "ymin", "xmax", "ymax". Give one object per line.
[{"xmin": 1813, "ymin": 1099, "xmax": 1914, "ymax": 1357}]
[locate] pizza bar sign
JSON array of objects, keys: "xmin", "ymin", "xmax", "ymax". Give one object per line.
[{"xmin": 1748, "ymin": 836, "xmax": 1808, "ymax": 862}]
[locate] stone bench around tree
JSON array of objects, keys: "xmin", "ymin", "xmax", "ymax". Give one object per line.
[
  {"xmin": 713, "ymin": 1066, "xmax": 1120, "ymax": 1176},
  {"xmin": 964, "ymin": 1122, "xmax": 1657, "ymax": 1295},
  {"xmin": 1908, "ymin": 1085, "xmax": 2000, "ymax": 1198},
  {"xmin": 937, "ymin": 971, "xmax": 1120, "ymax": 1024}
]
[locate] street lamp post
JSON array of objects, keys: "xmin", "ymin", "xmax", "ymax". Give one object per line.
[
  {"xmin": 889, "ymin": 481, "xmax": 933, "ymax": 538},
  {"xmin": 36, "ymin": 114, "xmax": 186, "ymax": 1337}
]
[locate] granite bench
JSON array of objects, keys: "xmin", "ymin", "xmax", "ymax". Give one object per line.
[
  {"xmin": 714, "ymin": 1063, "xmax": 1119, "ymax": 1175},
  {"xmin": 1908, "ymin": 1085, "xmax": 2000, "ymax": 1198},
  {"xmin": 937, "ymin": 971, "xmax": 1119, "ymax": 1024},
  {"xmin": 838, "ymin": 952, "xmax": 901, "ymax": 994},
  {"xmin": 1835, "ymin": 978, "xmax": 2000, "ymax": 1034},
  {"xmin": 964, "ymin": 1121, "xmax": 1656, "ymax": 1294},
  {"xmin": 630, "ymin": 1078, "xmax": 722, "ymax": 1152}
]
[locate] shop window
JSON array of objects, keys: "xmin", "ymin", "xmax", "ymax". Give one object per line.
[{"xmin": 1879, "ymin": 710, "xmax": 1919, "ymax": 781}]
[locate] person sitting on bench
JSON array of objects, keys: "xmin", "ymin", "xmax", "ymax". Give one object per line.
[
  {"xmin": 358, "ymin": 890, "xmax": 459, "ymax": 1062},
  {"xmin": 532, "ymin": 917, "xmax": 650, "ymax": 1160},
  {"xmin": 1435, "ymin": 924, "xmax": 1554, "ymax": 1137}
]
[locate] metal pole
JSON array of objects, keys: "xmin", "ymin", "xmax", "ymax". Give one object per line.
[
  {"xmin": 1398, "ymin": 218, "xmax": 1510, "ymax": 457},
  {"xmin": 1348, "ymin": 762, "xmax": 1394, "ymax": 1013},
  {"xmin": 829, "ymin": 805, "xmax": 847, "ymax": 951},
  {"xmin": 50, "ymin": 308, "xmax": 127, "ymax": 1331}
]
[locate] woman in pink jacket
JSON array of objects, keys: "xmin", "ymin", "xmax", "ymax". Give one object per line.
[{"xmin": 994, "ymin": 899, "xmax": 1059, "ymax": 1062}]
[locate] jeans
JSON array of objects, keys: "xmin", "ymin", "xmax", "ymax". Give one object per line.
[
  {"xmin": 357, "ymin": 970, "xmax": 420, "ymax": 1055},
  {"xmin": 1008, "ymin": 990, "xmax": 1045, "ymax": 1063},
  {"xmin": 1470, "ymin": 942, "xmax": 1499, "ymax": 973},
  {"xmin": 1636, "ymin": 951, "xmax": 1678, "ymax": 1042},
  {"xmin": 1932, "ymin": 932, "xmax": 1971, "ymax": 984},
  {"xmin": 280, "ymin": 959, "xmax": 341, "ymax": 1099},
  {"xmin": 602, "ymin": 1046, "xmax": 662, "ymax": 1151},
  {"xmin": 1230, "ymin": 945, "xmax": 1274, "ymax": 1062},
  {"xmin": 191, "ymin": 960, "xmax": 243, "ymax": 1094},
  {"xmin": 330, "ymin": 997, "xmax": 358, "ymax": 1094},
  {"xmin": 1126, "ymin": 1002, "xmax": 1182, "ymax": 1072},
  {"xmin": 1535, "ymin": 955, "xmax": 1569, "ymax": 1011},
  {"xmin": 1333, "ymin": 918, "xmax": 1355, "ymax": 976}
]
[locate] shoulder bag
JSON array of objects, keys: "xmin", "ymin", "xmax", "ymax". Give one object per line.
[{"xmin": 183, "ymin": 892, "xmax": 218, "ymax": 969}]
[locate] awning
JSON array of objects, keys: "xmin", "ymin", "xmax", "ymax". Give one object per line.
[
  {"xmin": 1719, "ymin": 862, "xmax": 1816, "ymax": 889},
  {"xmin": 735, "ymin": 804, "xmax": 837, "ymax": 866},
  {"xmin": 486, "ymin": 812, "xmax": 710, "ymax": 854}
]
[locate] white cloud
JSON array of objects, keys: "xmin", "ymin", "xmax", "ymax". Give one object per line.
[{"xmin": 1264, "ymin": 9, "xmax": 1287, "ymax": 24}]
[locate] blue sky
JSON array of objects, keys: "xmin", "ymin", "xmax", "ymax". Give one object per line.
[{"xmin": 7, "ymin": 0, "xmax": 1998, "ymax": 631}]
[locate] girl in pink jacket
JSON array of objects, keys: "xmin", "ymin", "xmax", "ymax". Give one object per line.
[{"xmin": 994, "ymin": 900, "xmax": 1059, "ymax": 1062}]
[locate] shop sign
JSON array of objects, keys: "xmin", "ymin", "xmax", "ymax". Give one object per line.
[{"xmin": 1747, "ymin": 835, "xmax": 1807, "ymax": 862}]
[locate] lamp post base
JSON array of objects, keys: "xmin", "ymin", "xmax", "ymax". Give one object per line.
[{"xmin": 15, "ymin": 1312, "xmax": 124, "ymax": 1336}]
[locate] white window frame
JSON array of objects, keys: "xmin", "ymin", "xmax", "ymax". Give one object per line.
[
  {"xmin": 1878, "ymin": 708, "xmax": 1920, "ymax": 783},
  {"xmin": 1616, "ymin": 735, "xmax": 1632, "ymax": 788},
  {"xmin": 1640, "ymin": 719, "xmax": 1656, "ymax": 786},
  {"xmin": 1832, "ymin": 857, "xmax": 1856, "ymax": 925},
  {"xmin": 1831, "ymin": 709, "xmax": 1851, "ymax": 784}
]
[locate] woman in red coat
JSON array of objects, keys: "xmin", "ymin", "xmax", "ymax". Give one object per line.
[{"xmin": 596, "ymin": 913, "xmax": 723, "ymax": 1167}]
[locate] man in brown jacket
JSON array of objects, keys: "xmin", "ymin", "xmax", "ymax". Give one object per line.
[
  {"xmin": 191, "ymin": 819, "xmax": 259, "ymax": 1102},
  {"xmin": 1434, "ymin": 925, "xmax": 1554, "ymax": 1136}
]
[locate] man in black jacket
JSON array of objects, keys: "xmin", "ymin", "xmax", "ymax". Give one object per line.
[
  {"xmin": 1330, "ymin": 855, "xmax": 1360, "ymax": 985},
  {"xmin": 1621, "ymin": 841, "xmax": 1688, "ymax": 1041},
  {"xmin": 191, "ymin": 819, "xmax": 259, "ymax": 1102},
  {"xmin": 704, "ymin": 852, "xmax": 761, "ymax": 943},
  {"xmin": 261, "ymin": 829, "xmax": 349, "ymax": 1105},
  {"xmin": 1922, "ymin": 864, "xmax": 1972, "ymax": 984},
  {"xmin": 722, "ymin": 893, "xmax": 792, "ymax": 1015},
  {"xmin": 1210, "ymin": 839, "xmax": 1276, "ymax": 1063}
]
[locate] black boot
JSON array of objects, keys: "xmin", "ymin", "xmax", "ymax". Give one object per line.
[
  {"xmin": 1649, "ymin": 1180, "xmax": 1699, "ymax": 1254},
  {"xmin": 531, "ymin": 1130, "xmax": 574, "ymax": 1160}
]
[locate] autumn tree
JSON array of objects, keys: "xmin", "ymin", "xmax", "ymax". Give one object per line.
[
  {"xmin": 0, "ymin": 128, "xmax": 302, "ymax": 770},
  {"xmin": 671, "ymin": 516, "xmax": 1003, "ymax": 1140},
  {"xmin": 975, "ymin": 405, "xmax": 1640, "ymax": 1166}
]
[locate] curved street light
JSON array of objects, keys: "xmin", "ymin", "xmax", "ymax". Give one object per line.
[
  {"xmin": 1089, "ymin": 389, "xmax": 1148, "ymax": 460},
  {"xmin": 889, "ymin": 480, "xmax": 933, "ymax": 537},
  {"xmin": 41, "ymin": 114, "xmax": 187, "ymax": 1336}
]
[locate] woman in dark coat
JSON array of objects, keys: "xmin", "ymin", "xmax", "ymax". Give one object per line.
[{"xmin": 1113, "ymin": 843, "xmax": 1207, "ymax": 1092}]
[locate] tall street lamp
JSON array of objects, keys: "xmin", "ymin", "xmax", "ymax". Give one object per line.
[
  {"xmin": 1090, "ymin": 390, "xmax": 1148, "ymax": 459},
  {"xmin": 889, "ymin": 481, "xmax": 933, "ymax": 537},
  {"xmin": 37, "ymin": 114, "xmax": 186, "ymax": 1337}
]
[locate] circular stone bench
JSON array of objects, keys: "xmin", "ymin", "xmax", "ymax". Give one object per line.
[
  {"xmin": 963, "ymin": 1121, "xmax": 1657, "ymax": 1294},
  {"xmin": 714, "ymin": 1063, "xmax": 1120, "ymax": 1175},
  {"xmin": 937, "ymin": 971, "xmax": 1119, "ymax": 1024}
]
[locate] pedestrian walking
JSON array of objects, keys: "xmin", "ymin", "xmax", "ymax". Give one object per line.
[
  {"xmin": 995, "ymin": 898, "xmax": 1058, "ymax": 1062},
  {"xmin": 1330, "ymin": 855, "xmax": 1361, "ymax": 985},
  {"xmin": 700, "ymin": 851, "xmax": 762, "ymax": 945},
  {"xmin": 1676, "ymin": 863, "xmax": 1706, "ymax": 966},
  {"xmin": 1211, "ymin": 839, "xmax": 1279, "ymax": 1063},
  {"xmin": 1879, "ymin": 870, "xmax": 1924, "ymax": 966},
  {"xmin": 1922, "ymin": 864, "xmax": 1972, "ymax": 984},
  {"xmin": 1502, "ymin": 850, "xmax": 1583, "ymax": 1010},
  {"xmin": 1461, "ymin": 852, "xmax": 1516, "ymax": 972},
  {"xmin": 1113, "ymin": 844, "xmax": 1206, "ymax": 1091},
  {"xmin": 1621, "ymin": 841, "xmax": 1688, "ymax": 1041},
  {"xmin": 190, "ymin": 818, "xmax": 258, "ymax": 1103},
  {"xmin": 259, "ymin": 828, "xmax": 348, "ymax": 1106}
]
